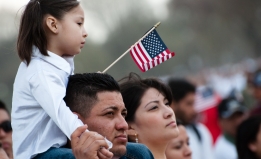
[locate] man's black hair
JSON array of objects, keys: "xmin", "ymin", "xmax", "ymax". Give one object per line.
[
  {"xmin": 167, "ymin": 78, "xmax": 196, "ymax": 102},
  {"xmin": 64, "ymin": 73, "xmax": 120, "ymax": 118}
]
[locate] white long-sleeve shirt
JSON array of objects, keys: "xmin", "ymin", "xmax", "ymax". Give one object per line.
[
  {"xmin": 186, "ymin": 123, "xmax": 214, "ymax": 159},
  {"xmin": 214, "ymin": 135, "xmax": 237, "ymax": 159},
  {"xmin": 11, "ymin": 47, "xmax": 84, "ymax": 159}
]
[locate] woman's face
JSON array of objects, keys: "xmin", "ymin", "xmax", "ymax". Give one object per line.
[
  {"xmin": 129, "ymin": 88, "xmax": 179, "ymax": 144},
  {"xmin": 165, "ymin": 125, "xmax": 192, "ymax": 159}
]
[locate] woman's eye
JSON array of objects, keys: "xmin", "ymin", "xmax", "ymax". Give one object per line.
[
  {"xmin": 149, "ymin": 106, "xmax": 158, "ymax": 111},
  {"xmin": 77, "ymin": 23, "xmax": 82, "ymax": 26},
  {"xmin": 122, "ymin": 112, "xmax": 127, "ymax": 118}
]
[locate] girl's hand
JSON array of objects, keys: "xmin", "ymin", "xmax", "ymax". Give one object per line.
[{"xmin": 71, "ymin": 125, "xmax": 113, "ymax": 159}]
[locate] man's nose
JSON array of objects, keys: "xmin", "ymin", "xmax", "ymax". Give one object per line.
[{"xmin": 116, "ymin": 116, "xmax": 128, "ymax": 131}]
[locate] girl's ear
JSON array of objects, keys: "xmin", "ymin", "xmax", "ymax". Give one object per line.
[{"xmin": 45, "ymin": 15, "xmax": 59, "ymax": 34}]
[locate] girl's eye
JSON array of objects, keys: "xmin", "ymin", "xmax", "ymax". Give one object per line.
[
  {"xmin": 77, "ymin": 23, "xmax": 82, "ymax": 26},
  {"xmin": 174, "ymin": 145, "xmax": 182, "ymax": 149}
]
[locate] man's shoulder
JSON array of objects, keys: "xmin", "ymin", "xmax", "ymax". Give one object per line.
[{"xmin": 120, "ymin": 142, "xmax": 154, "ymax": 159}]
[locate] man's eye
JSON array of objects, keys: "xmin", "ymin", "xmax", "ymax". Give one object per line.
[
  {"xmin": 165, "ymin": 102, "xmax": 170, "ymax": 106},
  {"xmin": 105, "ymin": 112, "xmax": 114, "ymax": 116}
]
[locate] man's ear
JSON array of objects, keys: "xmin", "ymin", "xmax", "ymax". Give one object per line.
[
  {"xmin": 45, "ymin": 15, "xmax": 59, "ymax": 34},
  {"xmin": 72, "ymin": 112, "xmax": 84, "ymax": 121}
]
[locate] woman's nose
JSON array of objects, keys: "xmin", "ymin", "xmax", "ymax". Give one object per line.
[{"xmin": 164, "ymin": 107, "xmax": 174, "ymax": 119}]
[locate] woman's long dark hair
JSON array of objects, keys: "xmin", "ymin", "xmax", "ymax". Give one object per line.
[
  {"xmin": 236, "ymin": 116, "xmax": 261, "ymax": 159},
  {"xmin": 118, "ymin": 72, "xmax": 173, "ymax": 122},
  {"xmin": 17, "ymin": 0, "xmax": 79, "ymax": 65}
]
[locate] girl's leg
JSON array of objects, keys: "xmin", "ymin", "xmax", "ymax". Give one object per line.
[{"xmin": 33, "ymin": 147, "xmax": 75, "ymax": 159}]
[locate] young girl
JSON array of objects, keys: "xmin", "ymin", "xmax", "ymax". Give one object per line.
[{"xmin": 12, "ymin": 0, "xmax": 111, "ymax": 158}]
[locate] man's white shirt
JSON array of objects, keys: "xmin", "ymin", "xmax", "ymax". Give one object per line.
[
  {"xmin": 186, "ymin": 123, "xmax": 214, "ymax": 159},
  {"xmin": 214, "ymin": 135, "xmax": 237, "ymax": 159}
]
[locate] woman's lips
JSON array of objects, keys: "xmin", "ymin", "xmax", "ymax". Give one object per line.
[{"xmin": 166, "ymin": 121, "xmax": 177, "ymax": 127}]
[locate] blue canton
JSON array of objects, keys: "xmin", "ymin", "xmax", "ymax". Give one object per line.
[{"xmin": 141, "ymin": 30, "xmax": 167, "ymax": 58}]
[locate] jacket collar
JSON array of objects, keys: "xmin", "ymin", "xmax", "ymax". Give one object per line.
[{"xmin": 32, "ymin": 46, "xmax": 74, "ymax": 75}]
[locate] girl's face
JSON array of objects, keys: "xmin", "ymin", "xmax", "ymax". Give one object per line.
[
  {"xmin": 129, "ymin": 88, "xmax": 179, "ymax": 144},
  {"xmin": 55, "ymin": 5, "xmax": 87, "ymax": 56},
  {"xmin": 165, "ymin": 125, "xmax": 192, "ymax": 159}
]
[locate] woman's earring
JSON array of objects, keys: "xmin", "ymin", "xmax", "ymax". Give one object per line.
[{"xmin": 135, "ymin": 134, "xmax": 138, "ymax": 143}]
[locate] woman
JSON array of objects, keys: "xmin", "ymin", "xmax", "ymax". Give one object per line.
[
  {"xmin": 165, "ymin": 120, "xmax": 192, "ymax": 159},
  {"xmin": 236, "ymin": 116, "xmax": 261, "ymax": 159},
  {"xmin": 119, "ymin": 73, "xmax": 179, "ymax": 159}
]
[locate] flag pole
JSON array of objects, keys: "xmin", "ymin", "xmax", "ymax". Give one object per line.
[{"xmin": 102, "ymin": 22, "xmax": 161, "ymax": 73}]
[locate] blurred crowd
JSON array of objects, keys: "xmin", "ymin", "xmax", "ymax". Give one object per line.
[{"xmin": 1, "ymin": 57, "xmax": 261, "ymax": 159}]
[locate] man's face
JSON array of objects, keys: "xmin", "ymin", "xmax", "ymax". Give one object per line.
[
  {"xmin": 172, "ymin": 93, "xmax": 197, "ymax": 125},
  {"xmin": 80, "ymin": 91, "xmax": 128, "ymax": 158},
  {"xmin": 0, "ymin": 109, "xmax": 12, "ymax": 158}
]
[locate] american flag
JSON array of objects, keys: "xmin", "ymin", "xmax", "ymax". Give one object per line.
[
  {"xmin": 130, "ymin": 29, "xmax": 175, "ymax": 72},
  {"xmin": 195, "ymin": 86, "xmax": 220, "ymax": 112}
]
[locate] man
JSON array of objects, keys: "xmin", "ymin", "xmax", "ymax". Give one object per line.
[
  {"xmin": 64, "ymin": 73, "xmax": 154, "ymax": 159},
  {"xmin": 0, "ymin": 100, "xmax": 13, "ymax": 159},
  {"xmin": 167, "ymin": 78, "xmax": 214, "ymax": 159},
  {"xmin": 250, "ymin": 69, "xmax": 261, "ymax": 115},
  {"xmin": 214, "ymin": 97, "xmax": 248, "ymax": 159}
]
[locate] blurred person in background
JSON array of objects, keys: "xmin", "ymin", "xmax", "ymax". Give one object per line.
[
  {"xmin": 236, "ymin": 116, "xmax": 261, "ymax": 159},
  {"xmin": 167, "ymin": 79, "xmax": 214, "ymax": 159},
  {"xmin": 214, "ymin": 97, "xmax": 248, "ymax": 159},
  {"xmin": 165, "ymin": 120, "xmax": 192, "ymax": 159},
  {"xmin": 119, "ymin": 73, "xmax": 179, "ymax": 159},
  {"xmin": 0, "ymin": 100, "xmax": 12, "ymax": 159},
  {"xmin": 250, "ymin": 69, "xmax": 261, "ymax": 115}
]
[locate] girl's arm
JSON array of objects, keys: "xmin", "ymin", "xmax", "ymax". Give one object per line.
[{"xmin": 29, "ymin": 70, "xmax": 83, "ymax": 139}]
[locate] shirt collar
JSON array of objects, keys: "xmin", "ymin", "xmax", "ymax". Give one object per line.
[{"xmin": 32, "ymin": 46, "xmax": 74, "ymax": 75}]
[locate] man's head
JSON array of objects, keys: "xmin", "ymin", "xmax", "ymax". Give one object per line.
[
  {"xmin": 0, "ymin": 100, "xmax": 12, "ymax": 158},
  {"xmin": 64, "ymin": 73, "xmax": 128, "ymax": 158},
  {"xmin": 218, "ymin": 98, "xmax": 248, "ymax": 137},
  {"xmin": 168, "ymin": 79, "xmax": 197, "ymax": 125},
  {"xmin": 251, "ymin": 69, "xmax": 261, "ymax": 102}
]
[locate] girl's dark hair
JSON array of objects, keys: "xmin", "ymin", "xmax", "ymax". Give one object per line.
[
  {"xmin": 17, "ymin": 0, "xmax": 79, "ymax": 65},
  {"xmin": 236, "ymin": 116, "xmax": 261, "ymax": 159},
  {"xmin": 119, "ymin": 72, "xmax": 172, "ymax": 122}
]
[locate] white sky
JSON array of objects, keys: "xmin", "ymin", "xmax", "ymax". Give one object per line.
[
  {"xmin": 0, "ymin": 0, "xmax": 170, "ymax": 44},
  {"xmin": 0, "ymin": 0, "xmax": 29, "ymax": 11}
]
